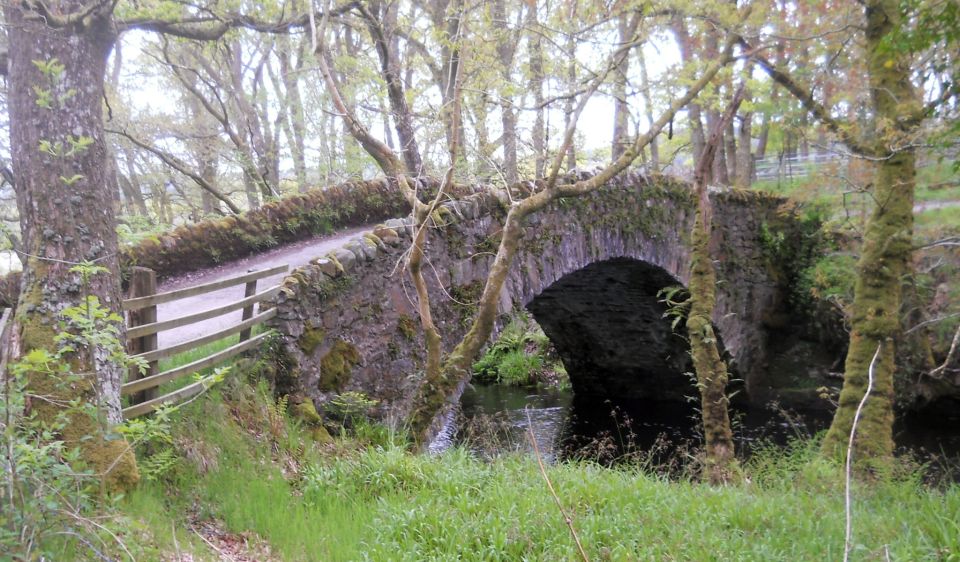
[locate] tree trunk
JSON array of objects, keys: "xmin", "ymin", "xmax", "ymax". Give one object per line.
[
  {"xmin": 638, "ymin": 48, "xmax": 660, "ymax": 170},
  {"xmin": 687, "ymin": 211, "xmax": 738, "ymax": 483},
  {"xmin": 672, "ymin": 18, "xmax": 705, "ymax": 173},
  {"xmin": 494, "ymin": 0, "xmax": 518, "ymax": 184},
  {"xmin": 200, "ymin": 156, "xmax": 221, "ymax": 215},
  {"xmin": 687, "ymin": 86, "xmax": 744, "ymax": 483},
  {"xmin": 735, "ymin": 110, "xmax": 754, "ymax": 189},
  {"xmin": 821, "ymin": 0, "xmax": 920, "ymax": 462},
  {"xmin": 117, "ymin": 173, "xmax": 143, "ymax": 215},
  {"xmin": 563, "ymin": 6, "xmax": 578, "ymax": 171},
  {"xmin": 734, "ymin": 62, "xmax": 755, "ymax": 189},
  {"xmin": 725, "ymin": 116, "xmax": 737, "ymax": 182},
  {"xmin": 471, "ymin": 92, "xmax": 494, "ymax": 176},
  {"xmin": 5, "ymin": 3, "xmax": 138, "ymax": 491},
  {"xmin": 117, "ymin": 148, "xmax": 150, "ymax": 217},
  {"xmin": 279, "ymin": 35, "xmax": 309, "ymax": 191},
  {"xmin": 226, "ymin": 42, "xmax": 279, "ymax": 200},
  {"xmin": 364, "ymin": 1, "xmax": 424, "ymax": 176},
  {"xmin": 527, "ymin": 2, "xmax": 546, "ymax": 178},
  {"xmin": 611, "ymin": 15, "xmax": 632, "ymax": 161}
]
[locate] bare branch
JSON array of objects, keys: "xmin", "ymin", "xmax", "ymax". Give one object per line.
[
  {"xmin": 107, "ymin": 128, "xmax": 242, "ymax": 214},
  {"xmin": 931, "ymin": 325, "xmax": 960, "ymax": 378},
  {"xmin": 118, "ymin": 3, "xmax": 359, "ymax": 40},
  {"xmin": 745, "ymin": 44, "xmax": 877, "ymax": 157}
]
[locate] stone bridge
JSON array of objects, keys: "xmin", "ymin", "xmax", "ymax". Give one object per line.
[{"xmin": 268, "ymin": 171, "xmax": 799, "ymax": 423}]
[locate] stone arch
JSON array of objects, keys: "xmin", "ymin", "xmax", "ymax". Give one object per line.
[
  {"xmin": 525, "ymin": 257, "xmax": 698, "ymax": 402},
  {"xmin": 270, "ymin": 173, "xmax": 793, "ymax": 422}
]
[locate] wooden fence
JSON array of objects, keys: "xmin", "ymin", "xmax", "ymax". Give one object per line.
[
  {"xmin": 753, "ymin": 151, "xmax": 846, "ymax": 182},
  {"xmin": 121, "ymin": 264, "xmax": 288, "ymax": 419}
]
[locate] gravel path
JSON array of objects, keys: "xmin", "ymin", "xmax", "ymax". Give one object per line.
[
  {"xmin": 914, "ymin": 199, "xmax": 960, "ymax": 212},
  {"xmin": 155, "ymin": 225, "xmax": 377, "ymax": 348}
]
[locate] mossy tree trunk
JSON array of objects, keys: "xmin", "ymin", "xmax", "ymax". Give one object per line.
[
  {"xmin": 5, "ymin": 1, "xmax": 139, "ymax": 491},
  {"xmin": 821, "ymin": 0, "xmax": 920, "ymax": 460},
  {"xmin": 751, "ymin": 0, "xmax": 933, "ymax": 466},
  {"xmin": 687, "ymin": 214, "xmax": 738, "ymax": 483},
  {"xmin": 686, "ymin": 86, "xmax": 745, "ymax": 484}
]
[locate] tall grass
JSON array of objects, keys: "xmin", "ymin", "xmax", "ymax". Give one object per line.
[{"xmin": 122, "ymin": 381, "xmax": 960, "ymax": 561}]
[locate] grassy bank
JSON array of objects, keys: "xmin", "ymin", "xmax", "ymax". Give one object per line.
[{"xmin": 107, "ymin": 379, "xmax": 960, "ymax": 561}]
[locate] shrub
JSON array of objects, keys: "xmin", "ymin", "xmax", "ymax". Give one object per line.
[{"xmin": 472, "ymin": 312, "xmax": 556, "ymax": 386}]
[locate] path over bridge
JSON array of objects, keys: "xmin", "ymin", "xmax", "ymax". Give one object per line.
[{"xmin": 268, "ymin": 171, "xmax": 802, "ymax": 424}]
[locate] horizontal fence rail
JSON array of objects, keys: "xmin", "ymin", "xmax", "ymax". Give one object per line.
[
  {"xmin": 122, "ymin": 264, "xmax": 288, "ymax": 419},
  {"xmin": 754, "ymin": 152, "xmax": 846, "ymax": 181},
  {"xmin": 122, "ymin": 264, "xmax": 289, "ymax": 311}
]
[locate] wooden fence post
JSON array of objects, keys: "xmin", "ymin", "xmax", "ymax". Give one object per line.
[
  {"xmin": 128, "ymin": 267, "xmax": 158, "ymax": 404},
  {"xmin": 239, "ymin": 268, "xmax": 257, "ymax": 342}
]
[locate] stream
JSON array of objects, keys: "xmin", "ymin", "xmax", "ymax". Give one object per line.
[{"xmin": 431, "ymin": 383, "xmax": 960, "ymax": 477}]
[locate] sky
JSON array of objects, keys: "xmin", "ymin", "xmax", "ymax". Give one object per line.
[{"xmin": 114, "ymin": 22, "xmax": 684, "ymax": 179}]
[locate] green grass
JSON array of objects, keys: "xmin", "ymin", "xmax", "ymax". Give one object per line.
[
  {"xmin": 752, "ymin": 159, "xmax": 959, "ymax": 225},
  {"xmin": 916, "ymin": 160, "xmax": 960, "ymax": 202},
  {"xmin": 120, "ymin": 380, "xmax": 960, "ymax": 562},
  {"xmin": 126, "ymin": 325, "xmax": 269, "ymax": 403},
  {"xmin": 915, "ymin": 206, "xmax": 960, "ymax": 232},
  {"xmin": 157, "ymin": 324, "xmax": 267, "ymax": 374}
]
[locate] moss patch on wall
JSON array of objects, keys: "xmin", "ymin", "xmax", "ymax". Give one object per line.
[
  {"xmin": 298, "ymin": 325, "xmax": 326, "ymax": 356},
  {"xmin": 396, "ymin": 314, "xmax": 417, "ymax": 341},
  {"xmin": 450, "ymin": 281, "xmax": 484, "ymax": 328},
  {"xmin": 319, "ymin": 340, "xmax": 360, "ymax": 392}
]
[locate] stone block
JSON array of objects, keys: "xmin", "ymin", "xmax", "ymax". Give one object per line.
[
  {"xmin": 373, "ymin": 226, "xmax": 400, "ymax": 246},
  {"xmin": 314, "ymin": 257, "xmax": 342, "ymax": 278},
  {"xmin": 333, "ymin": 248, "xmax": 356, "ymax": 272},
  {"xmin": 363, "ymin": 232, "xmax": 388, "ymax": 252}
]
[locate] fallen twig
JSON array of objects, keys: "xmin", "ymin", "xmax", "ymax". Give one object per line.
[{"xmin": 193, "ymin": 526, "xmax": 236, "ymax": 562}]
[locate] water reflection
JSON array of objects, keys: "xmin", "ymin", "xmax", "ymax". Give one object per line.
[{"xmin": 432, "ymin": 383, "xmax": 960, "ymax": 478}]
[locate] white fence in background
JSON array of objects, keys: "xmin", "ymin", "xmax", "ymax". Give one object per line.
[{"xmin": 753, "ymin": 152, "xmax": 847, "ymax": 182}]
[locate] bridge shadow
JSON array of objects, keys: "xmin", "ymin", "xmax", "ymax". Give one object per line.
[{"xmin": 526, "ymin": 257, "xmax": 725, "ymax": 405}]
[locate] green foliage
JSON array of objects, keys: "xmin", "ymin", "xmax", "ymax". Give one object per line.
[
  {"xmin": 116, "ymin": 214, "xmax": 172, "ymax": 246},
  {"xmin": 0, "ymin": 263, "xmax": 142, "ymax": 559},
  {"xmin": 886, "ymin": 0, "xmax": 959, "ymax": 71},
  {"xmin": 31, "ymin": 57, "xmax": 65, "ymax": 79},
  {"xmin": 0, "ymin": 350, "xmax": 96, "ymax": 561},
  {"xmin": 658, "ymin": 285, "xmax": 691, "ymax": 332},
  {"xmin": 326, "ymin": 391, "xmax": 378, "ymax": 427},
  {"xmin": 473, "ymin": 312, "xmax": 553, "ymax": 386},
  {"xmin": 796, "ymin": 254, "xmax": 858, "ymax": 311},
  {"xmin": 479, "ymin": 349, "xmax": 544, "ymax": 385},
  {"xmin": 118, "ymin": 407, "xmax": 179, "ymax": 482}
]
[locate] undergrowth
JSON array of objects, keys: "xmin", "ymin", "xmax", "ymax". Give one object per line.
[
  {"xmin": 472, "ymin": 312, "xmax": 567, "ymax": 388},
  {"xmin": 112, "ymin": 377, "xmax": 960, "ymax": 561}
]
